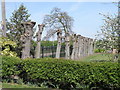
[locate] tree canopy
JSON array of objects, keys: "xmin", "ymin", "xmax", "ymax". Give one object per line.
[
  {"xmin": 6, "ymin": 4, "xmax": 31, "ymax": 57},
  {"xmin": 95, "ymin": 14, "xmax": 118, "ymax": 51},
  {"xmin": 7, "ymin": 4, "xmax": 31, "ymax": 42},
  {"xmin": 43, "ymin": 7, "xmax": 74, "ymax": 40}
]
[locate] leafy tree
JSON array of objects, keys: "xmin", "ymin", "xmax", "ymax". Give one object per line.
[
  {"xmin": 6, "ymin": 4, "xmax": 31, "ymax": 57},
  {"xmin": 0, "ymin": 37, "xmax": 17, "ymax": 57},
  {"xmin": 95, "ymin": 14, "xmax": 118, "ymax": 51},
  {"xmin": 43, "ymin": 8, "xmax": 74, "ymax": 59}
]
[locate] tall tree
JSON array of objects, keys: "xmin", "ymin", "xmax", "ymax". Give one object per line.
[
  {"xmin": 6, "ymin": 4, "xmax": 31, "ymax": 57},
  {"xmin": 20, "ymin": 21, "xmax": 36, "ymax": 59},
  {"xmin": 43, "ymin": 7, "xmax": 74, "ymax": 40},
  {"xmin": 96, "ymin": 14, "xmax": 118, "ymax": 51},
  {"xmin": 43, "ymin": 7, "xmax": 74, "ymax": 59},
  {"xmin": 35, "ymin": 24, "xmax": 44, "ymax": 58}
]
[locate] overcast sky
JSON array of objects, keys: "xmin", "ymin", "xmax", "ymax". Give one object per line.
[{"xmin": 0, "ymin": 1, "xmax": 118, "ymax": 39}]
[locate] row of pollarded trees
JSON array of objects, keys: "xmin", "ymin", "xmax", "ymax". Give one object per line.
[
  {"xmin": 42, "ymin": 7, "xmax": 94, "ymax": 60},
  {"xmin": 20, "ymin": 21, "xmax": 44, "ymax": 59},
  {"xmin": 71, "ymin": 34, "xmax": 94, "ymax": 60},
  {"xmin": 56, "ymin": 30, "xmax": 94, "ymax": 60},
  {"xmin": 20, "ymin": 21, "xmax": 94, "ymax": 60}
]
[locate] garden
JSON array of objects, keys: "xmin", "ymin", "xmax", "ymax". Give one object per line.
[{"xmin": 1, "ymin": 2, "xmax": 120, "ymax": 90}]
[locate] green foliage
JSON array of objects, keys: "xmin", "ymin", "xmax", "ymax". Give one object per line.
[
  {"xmin": 0, "ymin": 37, "xmax": 17, "ymax": 57},
  {"xmin": 1, "ymin": 56, "xmax": 20, "ymax": 84},
  {"xmin": 94, "ymin": 49, "xmax": 105, "ymax": 53},
  {"xmin": 7, "ymin": 4, "xmax": 31, "ymax": 41},
  {"xmin": 32, "ymin": 40, "xmax": 65, "ymax": 47},
  {"xmin": 95, "ymin": 14, "xmax": 118, "ymax": 51},
  {"xmin": 2, "ymin": 56, "xmax": 120, "ymax": 89},
  {"xmin": 6, "ymin": 4, "xmax": 31, "ymax": 57},
  {"xmin": 41, "ymin": 41, "xmax": 57, "ymax": 46},
  {"xmin": 41, "ymin": 41, "xmax": 65, "ymax": 46}
]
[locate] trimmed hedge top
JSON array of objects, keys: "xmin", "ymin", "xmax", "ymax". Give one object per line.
[{"xmin": 1, "ymin": 56, "xmax": 120, "ymax": 89}]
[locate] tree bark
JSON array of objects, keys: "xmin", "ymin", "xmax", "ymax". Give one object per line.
[
  {"xmin": 74, "ymin": 35, "xmax": 79, "ymax": 60},
  {"xmin": 78, "ymin": 35, "xmax": 82, "ymax": 59},
  {"xmin": 87, "ymin": 38, "xmax": 91, "ymax": 56},
  {"xmin": 71, "ymin": 34, "xmax": 77, "ymax": 60},
  {"xmin": 84, "ymin": 37, "xmax": 88, "ymax": 57},
  {"xmin": 56, "ymin": 30, "xmax": 62, "ymax": 59},
  {"xmin": 81, "ymin": 37, "xmax": 85, "ymax": 58},
  {"xmin": 20, "ymin": 21, "xmax": 36, "ymax": 59},
  {"xmin": 35, "ymin": 24, "xmax": 44, "ymax": 58},
  {"xmin": 89, "ymin": 39, "xmax": 94, "ymax": 55},
  {"xmin": 1, "ymin": 0, "xmax": 6, "ymax": 37},
  {"xmin": 65, "ymin": 32, "xmax": 70, "ymax": 59}
]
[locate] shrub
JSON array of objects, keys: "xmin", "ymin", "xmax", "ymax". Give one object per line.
[
  {"xmin": 2, "ymin": 56, "xmax": 120, "ymax": 89},
  {"xmin": 0, "ymin": 37, "xmax": 17, "ymax": 57},
  {"xmin": 94, "ymin": 49, "xmax": 105, "ymax": 53},
  {"xmin": 1, "ymin": 56, "xmax": 21, "ymax": 81}
]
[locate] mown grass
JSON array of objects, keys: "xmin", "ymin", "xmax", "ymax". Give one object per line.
[
  {"xmin": 80, "ymin": 53, "xmax": 117, "ymax": 62},
  {"xmin": 1, "ymin": 83, "xmax": 40, "ymax": 88}
]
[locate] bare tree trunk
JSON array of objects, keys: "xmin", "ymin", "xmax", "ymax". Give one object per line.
[
  {"xmin": 1, "ymin": 0, "xmax": 6, "ymax": 37},
  {"xmin": 78, "ymin": 35, "xmax": 82, "ymax": 59},
  {"xmin": 65, "ymin": 32, "xmax": 70, "ymax": 59},
  {"xmin": 84, "ymin": 38, "xmax": 87, "ymax": 57},
  {"xmin": 87, "ymin": 38, "xmax": 90, "ymax": 56},
  {"xmin": 71, "ymin": 34, "xmax": 77, "ymax": 60},
  {"xmin": 90, "ymin": 39, "xmax": 94, "ymax": 55},
  {"xmin": 70, "ymin": 34, "xmax": 94, "ymax": 60},
  {"xmin": 82, "ymin": 37, "xmax": 85, "ymax": 58},
  {"xmin": 35, "ymin": 24, "xmax": 44, "ymax": 58},
  {"xmin": 74, "ymin": 35, "xmax": 79, "ymax": 60},
  {"xmin": 56, "ymin": 30, "xmax": 62, "ymax": 59},
  {"xmin": 84, "ymin": 38, "xmax": 88, "ymax": 57},
  {"xmin": 20, "ymin": 21, "xmax": 36, "ymax": 59}
]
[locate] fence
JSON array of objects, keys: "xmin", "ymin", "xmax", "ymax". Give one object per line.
[{"xmin": 40, "ymin": 45, "xmax": 73, "ymax": 58}]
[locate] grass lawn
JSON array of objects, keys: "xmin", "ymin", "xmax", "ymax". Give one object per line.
[
  {"xmin": 1, "ymin": 83, "xmax": 61, "ymax": 89},
  {"xmin": 1, "ymin": 83, "xmax": 40, "ymax": 88},
  {"xmin": 81, "ymin": 53, "xmax": 116, "ymax": 62}
]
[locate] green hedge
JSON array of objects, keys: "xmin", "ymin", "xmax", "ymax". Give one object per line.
[
  {"xmin": 94, "ymin": 49, "xmax": 105, "ymax": 53},
  {"xmin": 2, "ymin": 56, "xmax": 120, "ymax": 89},
  {"xmin": 2, "ymin": 56, "xmax": 21, "ymax": 79}
]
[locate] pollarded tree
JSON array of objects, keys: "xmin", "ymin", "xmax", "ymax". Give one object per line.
[
  {"xmin": 43, "ymin": 7, "xmax": 74, "ymax": 59},
  {"xmin": 35, "ymin": 24, "xmax": 45, "ymax": 58},
  {"xmin": 6, "ymin": 4, "xmax": 31, "ymax": 57}
]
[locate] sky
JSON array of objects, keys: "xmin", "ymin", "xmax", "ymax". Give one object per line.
[{"xmin": 0, "ymin": 1, "xmax": 118, "ymax": 39}]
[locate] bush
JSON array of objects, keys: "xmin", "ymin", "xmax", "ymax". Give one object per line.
[
  {"xmin": 94, "ymin": 49, "xmax": 105, "ymax": 53},
  {"xmin": 2, "ymin": 56, "xmax": 21, "ymax": 80},
  {"xmin": 0, "ymin": 37, "xmax": 17, "ymax": 57},
  {"xmin": 2, "ymin": 56, "xmax": 120, "ymax": 89}
]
